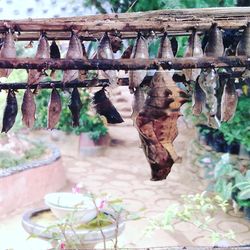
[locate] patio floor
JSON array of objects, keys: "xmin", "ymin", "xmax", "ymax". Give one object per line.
[{"xmin": 0, "ymin": 118, "xmax": 249, "ymax": 250}]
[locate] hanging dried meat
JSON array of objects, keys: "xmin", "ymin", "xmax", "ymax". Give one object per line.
[
  {"xmin": 1, "ymin": 90, "xmax": 18, "ymax": 133},
  {"xmin": 97, "ymin": 33, "xmax": 118, "ymax": 87},
  {"xmin": 0, "ymin": 30, "xmax": 16, "ymax": 78},
  {"xmin": 47, "ymin": 88, "xmax": 62, "ymax": 129},
  {"xmin": 135, "ymin": 68, "xmax": 187, "ymax": 181},
  {"xmin": 221, "ymin": 78, "xmax": 238, "ymax": 122},
  {"xmin": 93, "ymin": 88, "xmax": 124, "ymax": 124},
  {"xmin": 129, "ymin": 33, "xmax": 149, "ymax": 93},
  {"xmin": 63, "ymin": 32, "xmax": 85, "ymax": 84},
  {"xmin": 21, "ymin": 88, "xmax": 36, "ymax": 128},
  {"xmin": 183, "ymin": 30, "xmax": 203, "ymax": 82},
  {"xmin": 28, "ymin": 32, "xmax": 50, "ymax": 85},
  {"xmin": 170, "ymin": 36, "xmax": 178, "ymax": 57},
  {"xmin": 236, "ymin": 23, "xmax": 250, "ymax": 56},
  {"xmin": 204, "ymin": 23, "xmax": 224, "ymax": 57},
  {"xmin": 68, "ymin": 87, "xmax": 83, "ymax": 127}
]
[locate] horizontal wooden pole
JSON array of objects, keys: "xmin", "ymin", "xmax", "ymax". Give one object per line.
[
  {"xmin": 0, "ymin": 72, "xmax": 242, "ymax": 90},
  {"xmin": 0, "ymin": 57, "xmax": 248, "ymax": 70},
  {"xmin": 1, "ymin": 7, "xmax": 250, "ymax": 34}
]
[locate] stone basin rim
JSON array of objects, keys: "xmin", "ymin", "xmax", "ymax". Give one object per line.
[{"xmin": 22, "ymin": 207, "xmax": 125, "ymax": 244}]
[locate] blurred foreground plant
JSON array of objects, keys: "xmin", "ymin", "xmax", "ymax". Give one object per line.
[{"xmin": 144, "ymin": 192, "xmax": 238, "ymax": 244}]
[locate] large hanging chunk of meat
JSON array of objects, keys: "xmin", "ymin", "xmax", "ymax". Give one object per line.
[
  {"xmin": 21, "ymin": 88, "xmax": 36, "ymax": 128},
  {"xmin": 2, "ymin": 90, "xmax": 18, "ymax": 133},
  {"xmin": 47, "ymin": 88, "xmax": 62, "ymax": 129},
  {"xmin": 135, "ymin": 68, "xmax": 187, "ymax": 181},
  {"xmin": 0, "ymin": 30, "xmax": 16, "ymax": 78},
  {"xmin": 28, "ymin": 32, "xmax": 50, "ymax": 85}
]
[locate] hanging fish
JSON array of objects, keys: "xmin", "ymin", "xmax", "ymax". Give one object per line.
[
  {"xmin": 109, "ymin": 34, "xmax": 123, "ymax": 53},
  {"xmin": 0, "ymin": 30, "xmax": 16, "ymax": 78},
  {"xmin": 1, "ymin": 90, "xmax": 18, "ymax": 133},
  {"xmin": 97, "ymin": 32, "xmax": 118, "ymax": 87},
  {"xmin": 129, "ymin": 33, "xmax": 149, "ymax": 93},
  {"xmin": 93, "ymin": 88, "xmax": 124, "ymax": 124},
  {"xmin": 79, "ymin": 42, "xmax": 88, "ymax": 82},
  {"xmin": 63, "ymin": 32, "xmax": 85, "ymax": 84},
  {"xmin": 68, "ymin": 87, "xmax": 83, "ymax": 127},
  {"xmin": 136, "ymin": 68, "xmax": 187, "ymax": 181},
  {"xmin": 221, "ymin": 78, "xmax": 238, "ymax": 122},
  {"xmin": 192, "ymin": 79, "xmax": 206, "ymax": 116},
  {"xmin": 131, "ymin": 87, "xmax": 145, "ymax": 125},
  {"xmin": 183, "ymin": 30, "xmax": 203, "ymax": 82},
  {"xmin": 28, "ymin": 32, "xmax": 50, "ymax": 85},
  {"xmin": 47, "ymin": 88, "xmax": 62, "ymax": 129},
  {"xmin": 204, "ymin": 23, "xmax": 224, "ymax": 57},
  {"xmin": 50, "ymin": 40, "xmax": 61, "ymax": 79},
  {"xmin": 21, "ymin": 88, "xmax": 36, "ymax": 128}
]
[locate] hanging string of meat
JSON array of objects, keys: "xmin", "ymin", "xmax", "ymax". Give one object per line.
[
  {"xmin": 63, "ymin": 32, "xmax": 85, "ymax": 84},
  {"xmin": 135, "ymin": 68, "xmax": 187, "ymax": 181},
  {"xmin": 0, "ymin": 30, "xmax": 16, "ymax": 78},
  {"xmin": 47, "ymin": 88, "xmax": 62, "ymax": 129},
  {"xmin": 97, "ymin": 33, "xmax": 118, "ymax": 88},
  {"xmin": 220, "ymin": 78, "xmax": 238, "ymax": 122},
  {"xmin": 183, "ymin": 30, "xmax": 203, "ymax": 82},
  {"xmin": 1, "ymin": 90, "xmax": 18, "ymax": 133},
  {"xmin": 93, "ymin": 88, "xmax": 124, "ymax": 124},
  {"xmin": 50, "ymin": 40, "xmax": 61, "ymax": 79},
  {"xmin": 28, "ymin": 32, "xmax": 50, "ymax": 85},
  {"xmin": 68, "ymin": 87, "xmax": 83, "ymax": 127},
  {"xmin": 21, "ymin": 88, "xmax": 36, "ymax": 128},
  {"xmin": 129, "ymin": 33, "xmax": 149, "ymax": 93}
]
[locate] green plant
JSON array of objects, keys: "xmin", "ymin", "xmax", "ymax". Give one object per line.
[
  {"xmin": 34, "ymin": 89, "xmax": 108, "ymax": 141},
  {"xmin": 219, "ymin": 97, "xmax": 250, "ymax": 151},
  {"xmin": 234, "ymin": 170, "xmax": 250, "ymax": 207},
  {"xmin": 144, "ymin": 192, "xmax": 238, "ymax": 244}
]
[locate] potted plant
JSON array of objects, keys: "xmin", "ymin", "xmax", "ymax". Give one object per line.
[
  {"xmin": 219, "ymin": 97, "xmax": 250, "ymax": 156},
  {"xmin": 34, "ymin": 89, "xmax": 109, "ymax": 156},
  {"xmin": 234, "ymin": 170, "xmax": 250, "ymax": 220}
]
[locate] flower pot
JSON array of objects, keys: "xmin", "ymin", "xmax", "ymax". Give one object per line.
[
  {"xmin": 243, "ymin": 206, "xmax": 250, "ymax": 220},
  {"xmin": 78, "ymin": 133, "xmax": 110, "ymax": 157},
  {"xmin": 227, "ymin": 142, "xmax": 240, "ymax": 155},
  {"xmin": 212, "ymin": 134, "xmax": 227, "ymax": 153}
]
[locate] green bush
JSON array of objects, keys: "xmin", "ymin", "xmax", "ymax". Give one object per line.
[{"xmin": 34, "ymin": 88, "xmax": 108, "ymax": 141}]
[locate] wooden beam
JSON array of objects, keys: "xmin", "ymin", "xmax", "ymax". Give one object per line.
[
  {"xmin": 1, "ymin": 7, "xmax": 249, "ymax": 35},
  {"xmin": 0, "ymin": 57, "xmax": 248, "ymax": 71}
]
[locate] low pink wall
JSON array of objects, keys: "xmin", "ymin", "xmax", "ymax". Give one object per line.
[{"xmin": 0, "ymin": 158, "xmax": 66, "ymax": 215}]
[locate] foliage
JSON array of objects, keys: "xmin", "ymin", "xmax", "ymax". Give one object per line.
[
  {"xmin": 219, "ymin": 97, "xmax": 250, "ymax": 151},
  {"xmin": 144, "ymin": 192, "xmax": 236, "ymax": 244},
  {"xmin": 0, "ymin": 140, "xmax": 46, "ymax": 169},
  {"xmin": 34, "ymin": 89, "xmax": 107, "ymax": 141},
  {"xmin": 234, "ymin": 170, "xmax": 250, "ymax": 202}
]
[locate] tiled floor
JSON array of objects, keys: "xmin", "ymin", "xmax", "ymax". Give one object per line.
[{"xmin": 0, "ymin": 119, "xmax": 249, "ymax": 250}]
